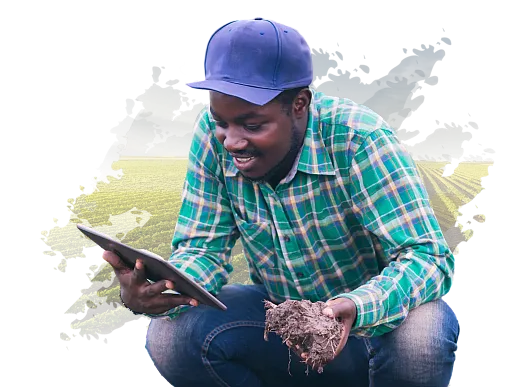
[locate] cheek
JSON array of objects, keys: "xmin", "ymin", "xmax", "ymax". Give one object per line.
[
  {"xmin": 260, "ymin": 122, "xmax": 291, "ymax": 148},
  {"xmin": 266, "ymin": 125, "xmax": 293, "ymax": 155},
  {"xmin": 214, "ymin": 127, "xmax": 225, "ymax": 144},
  {"xmin": 253, "ymin": 134, "xmax": 283, "ymax": 157}
]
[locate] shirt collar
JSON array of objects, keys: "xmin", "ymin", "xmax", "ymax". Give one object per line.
[{"xmin": 223, "ymin": 88, "xmax": 336, "ymax": 180}]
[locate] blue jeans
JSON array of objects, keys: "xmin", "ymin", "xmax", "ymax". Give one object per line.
[{"xmin": 146, "ymin": 284, "xmax": 459, "ymax": 387}]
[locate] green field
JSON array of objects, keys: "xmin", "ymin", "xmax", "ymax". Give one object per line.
[{"xmin": 43, "ymin": 158, "xmax": 492, "ymax": 340}]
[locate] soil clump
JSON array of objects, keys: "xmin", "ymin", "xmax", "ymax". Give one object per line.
[{"xmin": 264, "ymin": 299, "xmax": 343, "ymax": 374}]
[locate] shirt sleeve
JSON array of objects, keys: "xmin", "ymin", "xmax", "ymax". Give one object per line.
[
  {"xmin": 144, "ymin": 107, "xmax": 241, "ymax": 320},
  {"xmin": 332, "ymin": 127, "xmax": 455, "ymax": 337}
]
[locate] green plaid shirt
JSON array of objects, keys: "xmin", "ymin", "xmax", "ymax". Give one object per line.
[{"xmin": 157, "ymin": 89, "xmax": 454, "ymax": 337}]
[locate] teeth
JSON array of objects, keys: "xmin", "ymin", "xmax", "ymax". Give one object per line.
[{"xmin": 236, "ymin": 157, "xmax": 253, "ymax": 162}]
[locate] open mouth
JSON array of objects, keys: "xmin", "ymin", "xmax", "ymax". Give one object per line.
[
  {"xmin": 233, "ymin": 155, "xmax": 256, "ymax": 170},
  {"xmin": 235, "ymin": 156, "xmax": 254, "ymax": 163}
]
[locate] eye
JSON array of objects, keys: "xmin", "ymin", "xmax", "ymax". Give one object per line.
[
  {"xmin": 215, "ymin": 121, "xmax": 228, "ymax": 129},
  {"xmin": 244, "ymin": 124, "xmax": 262, "ymax": 131}
]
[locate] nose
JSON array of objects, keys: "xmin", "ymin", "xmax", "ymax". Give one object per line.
[{"xmin": 222, "ymin": 126, "xmax": 248, "ymax": 153}]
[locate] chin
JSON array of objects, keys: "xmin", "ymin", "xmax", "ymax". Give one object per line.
[
  {"xmin": 241, "ymin": 172, "xmax": 265, "ymax": 183},
  {"xmin": 239, "ymin": 168, "xmax": 270, "ymax": 182}
]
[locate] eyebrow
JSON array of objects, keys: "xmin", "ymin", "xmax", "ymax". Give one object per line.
[{"xmin": 210, "ymin": 107, "xmax": 265, "ymax": 123}]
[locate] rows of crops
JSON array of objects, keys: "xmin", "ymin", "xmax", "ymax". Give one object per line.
[
  {"xmin": 46, "ymin": 158, "xmax": 491, "ymax": 340},
  {"xmin": 417, "ymin": 162, "xmax": 493, "ymax": 253}
]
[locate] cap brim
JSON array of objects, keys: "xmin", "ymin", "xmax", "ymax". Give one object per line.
[{"xmin": 186, "ymin": 80, "xmax": 283, "ymax": 106}]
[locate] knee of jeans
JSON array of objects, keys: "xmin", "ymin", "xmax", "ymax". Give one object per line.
[
  {"xmin": 380, "ymin": 299, "xmax": 460, "ymax": 384},
  {"xmin": 145, "ymin": 312, "xmax": 206, "ymax": 381}
]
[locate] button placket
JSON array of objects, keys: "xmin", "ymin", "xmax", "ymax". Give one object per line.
[{"xmin": 261, "ymin": 184, "xmax": 315, "ymax": 297}]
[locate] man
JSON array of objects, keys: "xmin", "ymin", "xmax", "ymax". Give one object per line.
[{"xmin": 103, "ymin": 18, "xmax": 459, "ymax": 386}]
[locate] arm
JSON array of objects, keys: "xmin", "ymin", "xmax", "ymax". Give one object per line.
[
  {"xmin": 143, "ymin": 107, "xmax": 241, "ymax": 319},
  {"xmin": 332, "ymin": 128, "xmax": 454, "ymax": 337}
]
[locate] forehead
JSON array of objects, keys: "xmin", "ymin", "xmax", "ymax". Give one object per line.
[{"xmin": 209, "ymin": 91, "xmax": 281, "ymax": 119}]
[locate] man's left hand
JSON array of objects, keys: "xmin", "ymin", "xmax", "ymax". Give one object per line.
[{"xmin": 297, "ymin": 298, "xmax": 357, "ymax": 367}]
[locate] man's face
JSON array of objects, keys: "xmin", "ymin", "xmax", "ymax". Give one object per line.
[{"xmin": 210, "ymin": 91, "xmax": 304, "ymax": 185}]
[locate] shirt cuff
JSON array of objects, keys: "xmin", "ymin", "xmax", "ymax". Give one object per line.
[{"xmin": 330, "ymin": 287, "xmax": 398, "ymax": 337}]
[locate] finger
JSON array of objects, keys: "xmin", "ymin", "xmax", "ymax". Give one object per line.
[
  {"xmin": 131, "ymin": 258, "xmax": 148, "ymax": 284},
  {"xmin": 102, "ymin": 251, "xmax": 132, "ymax": 275},
  {"xmin": 143, "ymin": 279, "xmax": 176, "ymax": 297},
  {"xmin": 325, "ymin": 298, "xmax": 345, "ymax": 306},
  {"xmin": 285, "ymin": 339, "xmax": 300, "ymax": 356},
  {"xmin": 323, "ymin": 298, "xmax": 347, "ymax": 317},
  {"xmin": 323, "ymin": 306, "xmax": 335, "ymax": 318},
  {"xmin": 290, "ymin": 347, "xmax": 305, "ymax": 359},
  {"xmin": 102, "ymin": 250, "xmax": 132, "ymax": 287},
  {"xmin": 146, "ymin": 293, "xmax": 199, "ymax": 313},
  {"xmin": 287, "ymin": 341, "xmax": 307, "ymax": 360},
  {"xmin": 142, "ymin": 281, "xmax": 200, "ymax": 307},
  {"xmin": 299, "ymin": 351, "xmax": 313, "ymax": 369}
]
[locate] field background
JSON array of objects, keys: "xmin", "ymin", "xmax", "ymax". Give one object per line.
[{"xmin": 41, "ymin": 157, "xmax": 492, "ymax": 340}]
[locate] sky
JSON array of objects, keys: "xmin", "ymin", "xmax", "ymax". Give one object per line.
[{"xmin": 91, "ymin": 16, "xmax": 496, "ymax": 188}]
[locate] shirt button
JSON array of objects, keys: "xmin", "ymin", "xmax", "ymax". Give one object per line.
[
  {"xmin": 296, "ymin": 272, "xmax": 304, "ymax": 278},
  {"xmin": 284, "ymin": 235, "xmax": 291, "ymax": 242}
]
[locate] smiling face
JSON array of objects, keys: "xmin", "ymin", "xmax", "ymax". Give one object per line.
[{"xmin": 210, "ymin": 88, "xmax": 311, "ymax": 187}]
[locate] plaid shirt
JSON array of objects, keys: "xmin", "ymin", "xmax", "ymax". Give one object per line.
[{"xmin": 156, "ymin": 89, "xmax": 454, "ymax": 337}]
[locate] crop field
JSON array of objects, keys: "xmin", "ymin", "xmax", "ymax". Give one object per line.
[{"xmin": 43, "ymin": 158, "xmax": 492, "ymax": 340}]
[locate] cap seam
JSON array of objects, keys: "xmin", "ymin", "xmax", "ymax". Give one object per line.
[
  {"xmin": 265, "ymin": 19, "xmax": 282, "ymax": 88},
  {"xmin": 204, "ymin": 20, "xmax": 238, "ymax": 77}
]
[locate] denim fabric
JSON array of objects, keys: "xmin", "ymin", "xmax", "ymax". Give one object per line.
[{"xmin": 146, "ymin": 284, "xmax": 459, "ymax": 387}]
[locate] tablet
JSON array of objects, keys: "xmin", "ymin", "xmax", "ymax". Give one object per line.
[{"xmin": 77, "ymin": 224, "xmax": 227, "ymax": 311}]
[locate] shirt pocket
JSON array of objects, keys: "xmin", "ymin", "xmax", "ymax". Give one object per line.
[{"xmin": 234, "ymin": 217, "xmax": 278, "ymax": 270}]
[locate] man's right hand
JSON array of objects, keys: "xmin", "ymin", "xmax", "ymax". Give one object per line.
[{"xmin": 102, "ymin": 251, "xmax": 199, "ymax": 315}]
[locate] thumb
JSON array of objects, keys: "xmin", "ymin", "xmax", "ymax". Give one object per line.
[
  {"xmin": 322, "ymin": 306, "xmax": 339, "ymax": 319},
  {"xmin": 323, "ymin": 298, "xmax": 350, "ymax": 319}
]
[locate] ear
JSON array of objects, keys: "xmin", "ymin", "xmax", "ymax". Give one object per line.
[{"xmin": 292, "ymin": 89, "xmax": 312, "ymax": 119}]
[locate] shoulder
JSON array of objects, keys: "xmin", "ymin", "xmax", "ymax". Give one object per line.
[
  {"xmin": 187, "ymin": 105, "xmax": 229, "ymax": 173},
  {"xmin": 311, "ymin": 90, "xmax": 397, "ymax": 165},
  {"xmin": 193, "ymin": 105, "xmax": 214, "ymax": 132},
  {"xmin": 190, "ymin": 105, "xmax": 223, "ymax": 148},
  {"xmin": 312, "ymin": 90, "xmax": 393, "ymax": 138}
]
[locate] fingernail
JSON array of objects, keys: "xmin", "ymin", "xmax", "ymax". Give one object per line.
[{"xmin": 189, "ymin": 299, "xmax": 198, "ymax": 307}]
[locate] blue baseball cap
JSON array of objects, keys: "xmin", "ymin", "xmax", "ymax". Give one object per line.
[{"xmin": 187, "ymin": 18, "xmax": 313, "ymax": 105}]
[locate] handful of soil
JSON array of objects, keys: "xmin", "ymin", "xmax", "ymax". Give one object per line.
[{"xmin": 263, "ymin": 299, "xmax": 343, "ymax": 374}]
